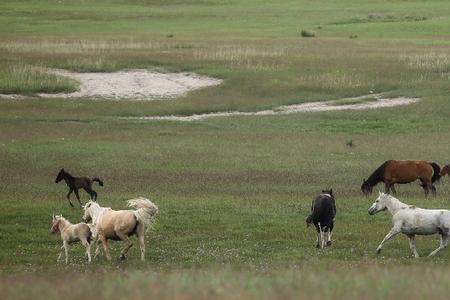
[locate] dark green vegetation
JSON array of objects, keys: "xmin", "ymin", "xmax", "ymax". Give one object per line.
[{"xmin": 1, "ymin": 0, "xmax": 450, "ymax": 299}]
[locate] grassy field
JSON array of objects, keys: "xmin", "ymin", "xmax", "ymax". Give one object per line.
[{"xmin": 1, "ymin": 0, "xmax": 450, "ymax": 299}]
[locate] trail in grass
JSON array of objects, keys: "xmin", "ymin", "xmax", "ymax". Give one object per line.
[{"xmin": 124, "ymin": 94, "xmax": 420, "ymax": 121}]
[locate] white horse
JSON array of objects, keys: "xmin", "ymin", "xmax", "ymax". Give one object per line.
[
  {"xmin": 82, "ymin": 197, "xmax": 158, "ymax": 261},
  {"xmin": 368, "ymin": 192, "xmax": 450, "ymax": 258},
  {"xmin": 51, "ymin": 215, "xmax": 95, "ymax": 263}
]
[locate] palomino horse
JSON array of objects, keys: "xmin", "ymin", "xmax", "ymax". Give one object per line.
[
  {"xmin": 55, "ymin": 168, "xmax": 104, "ymax": 207},
  {"xmin": 361, "ymin": 160, "xmax": 440, "ymax": 196},
  {"xmin": 368, "ymin": 192, "xmax": 450, "ymax": 258},
  {"xmin": 306, "ymin": 189, "xmax": 336, "ymax": 249},
  {"xmin": 51, "ymin": 215, "xmax": 95, "ymax": 263},
  {"xmin": 82, "ymin": 197, "xmax": 158, "ymax": 261}
]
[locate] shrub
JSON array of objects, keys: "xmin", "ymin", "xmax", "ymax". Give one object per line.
[{"xmin": 300, "ymin": 29, "xmax": 315, "ymax": 38}]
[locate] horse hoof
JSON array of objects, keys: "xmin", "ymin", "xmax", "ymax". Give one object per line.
[
  {"xmin": 119, "ymin": 255, "xmax": 126, "ymax": 261},
  {"xmin": 326, "ymin": 241, "xmax": 332, "ymax": 246},
  {"xmin": 316, "ymin": 244, "xmax": 320, "ymax": 249}
]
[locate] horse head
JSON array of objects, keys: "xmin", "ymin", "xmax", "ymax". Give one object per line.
[
  {"xmin": 55, "ymin": 168, "xmax": 65, "ymax": 183},
  {"xmin": 51, "ymin": 215, "xmax": 62, "ymax": 233},
  {"xmin": 368, "ymin": 192, "xmax": 388, "ymax": 215},
  {"xmin": 361, "ymin": 179, "xmax": 373, "ymax": 196},
  {"xmin": 82, "ymin": 201, "xmax": 98, "ymax": 223}
]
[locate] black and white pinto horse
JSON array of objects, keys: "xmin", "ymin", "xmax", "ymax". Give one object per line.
[{"xmin": 306, "ymin": 189, "xmax": 336, "ymax": 248}]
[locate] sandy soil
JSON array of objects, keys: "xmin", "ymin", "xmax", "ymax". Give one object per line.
[
  {"xmin": 0, "ymin": 69, "xmax": 419, "ymax": 121},
  {"xmin": 0, "ymin": 69, "xmax": 222, "ymax": 100},
  {"xmin": 126, "ymin": 94, "xmax": 420, "ymax": 121},
  {"xmin": 43, "ymin": 69, "xmax": 222, "ymax": 99}
]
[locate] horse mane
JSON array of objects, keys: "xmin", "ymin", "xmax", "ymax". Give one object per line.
[
  {"xmin": 366, "ymin": 160, "xmax": 390, "ymax": 187},
  {"xmin": 61, "ymin": 169, "xmax": 73, "ymax": 179}
]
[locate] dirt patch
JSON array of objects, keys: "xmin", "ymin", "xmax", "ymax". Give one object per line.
[
  {"xmin": 124, "ymin": 94, "xmax": 420, "ymax": 122},
  {"xmin": 0, "ymin": 69, "xmax": 222, "ymax": 100}
]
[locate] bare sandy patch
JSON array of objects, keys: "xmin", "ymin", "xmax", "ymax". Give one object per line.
[
  {"xmin": 125, "ymin": 94, "xmax": 420, "ymax": 122},
  {"xmin": 0, "ymin": 69, "xmax": 222, "ymax": 100}
]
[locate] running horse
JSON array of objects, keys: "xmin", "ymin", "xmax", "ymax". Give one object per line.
[
  {"xmin": 82, "ymin": 197, "xmax": 159, "ymax": 261},
  {"xmin": 55, "ymin": 168, "xmax": 104, "ymax": 207},
  {"xmin": 361, "ymin": 160, "xmax": 440, "ymax": 196},
  {"xmin": 368, "ymin": 192, "xmax": 450, "ymax": 258}
]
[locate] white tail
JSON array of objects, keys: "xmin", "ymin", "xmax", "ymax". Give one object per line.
[{"xmin": 127, "ymin": 197, "xmax": 159, "ymax": 228}]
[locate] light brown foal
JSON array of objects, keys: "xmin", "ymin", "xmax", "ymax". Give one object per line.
[{"xmin": 51, "ymin": 215, "xmax": 94, "ymax": 263}]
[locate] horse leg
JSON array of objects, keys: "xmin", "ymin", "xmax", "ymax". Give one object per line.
[
  {"xmin": 92, "ymin": 190, "xmax": 98, "ymax": 201},
  {"xmin": 83, "ymin": 187, "xmax": 97, "ymax": 201},
  {"xmin": 73, "ymin": 189, "xmax": 82, "ymax": 207},
  {"xmin": 136, "ymin": 223, "xmax": 146, "ymax": 261},
  {"xmin": 390, "ymin": 185, "xmax": 397, "ymax": 195},
  {"xmin": 100, "ymin": 236, "xmax": 111, "ymax": 261},
  {"xmin": 376, "ymin": 227, "xmax": 400, "ymax": 253},
  {"xmin": 116, "ymin": 232, "xmax": 133, "ymax": 260},
  {"xmin": 326, "ymin": 228, "xmax": 332, "ymax": 246},
  {"xmin": 429, "ymin": 234, "xmax": 449, "ymax": 257},
  {"xmin": 420, "ymin": 179, "xmax": 430, "ymax": 197},
  {"xmin": 407, "ymin": 235, "xmax": 419, "ymax": 258},
  {"xmin": 431, "ymin": 184, "xmax": 437, "ymax": 197},
  {"xmin": 63, "ymin": 241, "xmax": 69, "ymax": 264},
  {"xmin": 384, "ymin": 183, "xmax": 391, "ymax": 194},
  {"xmin": 57, "ymin": 245, "xmax": 64, "ymax": 262},
  {"xmin": 317, "ymin": 222, "xmax": 325, "ymax": 249},
  {"xmin": 66, "ymin": 189, "xmax": 74, "ymax": 207},
  {"xmin": 94, "ymin": 239, "xmax": 103, "ymax": 259},
  {"xmin": 81, "ymin": 238, "xmax": 91, "ymax": 263}
]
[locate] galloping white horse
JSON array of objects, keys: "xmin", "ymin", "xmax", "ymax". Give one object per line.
[
  {"xmin": 82, "ymin": 197, "xmax": 158, "ymax": 261},
  {"xmin": 368, "ymin": 192, "xmax": 450, "ymax": 258}
]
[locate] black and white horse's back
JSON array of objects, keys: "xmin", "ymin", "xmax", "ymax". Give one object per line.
[{"xmin": 306, "ymin": 189, "xmax": 336, "ymax": 248}]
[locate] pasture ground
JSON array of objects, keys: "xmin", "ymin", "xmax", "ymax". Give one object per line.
[{"xmin": 1, "ymin": 0, "xmax": 450, "ymax": 299}]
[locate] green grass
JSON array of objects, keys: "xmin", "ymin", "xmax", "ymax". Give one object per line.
[{"xmin": 2, "ymin": 0, "xmax": 450, "ymax": 299}]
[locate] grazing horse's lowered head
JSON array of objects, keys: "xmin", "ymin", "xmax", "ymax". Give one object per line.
[{"xmin": 361, "ymin": 179, "xmax": 373, "ymax": 196}]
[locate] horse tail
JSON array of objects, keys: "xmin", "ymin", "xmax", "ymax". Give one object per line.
[
  {"xmin": 128, "ymin": 197, "xmax": 159, "ymax": 229},
  {"xmin": 430, "ymin": 162, "xmax": 441, "ymax": 183},
  {"xmin": 92, "ymin": 178, "xmax": 104, "ymax": 186},
  {"xmin": 306, "ymin": 214, "xmax": 313, "ymax": 227}
]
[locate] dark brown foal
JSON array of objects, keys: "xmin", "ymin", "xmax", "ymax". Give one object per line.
[{"xmin": 55, "ymin": 168, "xmax": 104, "ymax": 207}]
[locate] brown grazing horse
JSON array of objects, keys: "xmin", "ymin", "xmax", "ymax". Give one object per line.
[
  {"xmin": 361, "ymin": 160, "xmax": 440, "ymax": 196},
  {"xmin": 55, "ymin": 168, "xmax": 104, "ymax": 207},
  {"xmin": 440, "ymin": 164, "xmax": 450, "ymax": 178}
]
